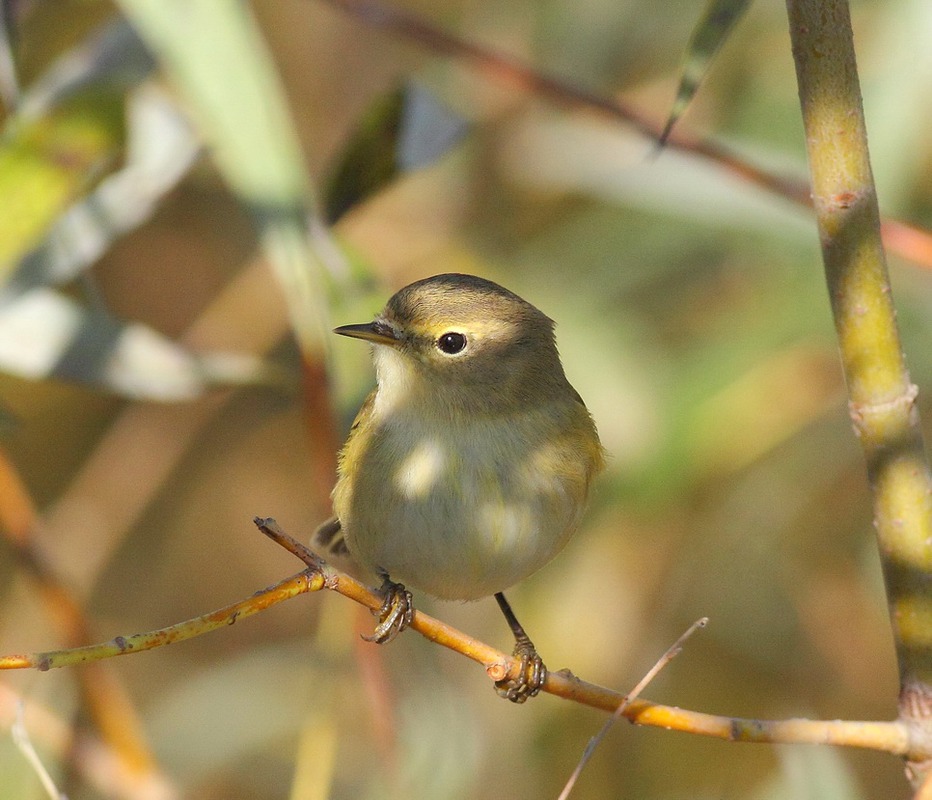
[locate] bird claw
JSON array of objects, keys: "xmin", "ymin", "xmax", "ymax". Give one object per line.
[
  {"xmin": 362, "ymin": 578, "xmax": 413, "ymax": 644},
  {"xmin": 495, "ymin": 636, "xmax": 547, "ymax": 704}
]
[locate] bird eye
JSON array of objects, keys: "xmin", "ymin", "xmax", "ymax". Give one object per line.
[{"xmin": 436, "ymin": 332, "xmax": 467, "ymax": 355}]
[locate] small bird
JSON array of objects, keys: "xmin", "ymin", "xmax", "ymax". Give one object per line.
[{"xmin": 316, "ymin": 273, "xmax": 604, "ymax": 702}]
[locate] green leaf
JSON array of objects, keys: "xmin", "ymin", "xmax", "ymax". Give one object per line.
[
  {"xmin": 7, "ymin": 84, "xmax": 199, "ymax": 298},
  {"xmin": 323, "ymin": 83, "xmax": 468, "ymax": 223},
  {"xmin": 659, "ymin": 0, "xmax": 752, "ymax": 145},
  {"xmin": 0, "ymin": 91, "xmax": 125, "ymax": 274},
  {"xmin": 0, "ymin": 20, "xmax": 156, "ymax": 284},
  {"xmin": 324, "ymin": 87, "xmax": 406, "ymax": 224},
  {"xmin": 114, "ymin": 0, "xmax": 337, "ymax": 355}
]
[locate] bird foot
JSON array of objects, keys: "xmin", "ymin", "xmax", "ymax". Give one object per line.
[
  {"xmin": 362, "ymin": 577, "xmax": 413, "ymax": 644},
  {"xmin": 495, "ymin": 636, "xmax": 547, "ymax": 703}
]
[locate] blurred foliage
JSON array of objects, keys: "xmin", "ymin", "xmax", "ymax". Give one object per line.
[
  {"xmin": 0, "ymin": 0, "xmax": 929, "ymax": 798},
  {"xmin": 660, "ymin": 0, "xmax": 751, "ymax": 143}
]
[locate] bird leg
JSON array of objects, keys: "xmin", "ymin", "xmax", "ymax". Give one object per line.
[
  {"xmin": 493, "ymin": 592, "xmax": 547, "ymax": 703},
  {"xmin": 362, "ymin": 572, "xmax": 414, "ymax": 644}
]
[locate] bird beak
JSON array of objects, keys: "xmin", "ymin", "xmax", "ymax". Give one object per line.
[{"xmin": 333, "ymin": 320, "xmax": 400, "ymax": 346}]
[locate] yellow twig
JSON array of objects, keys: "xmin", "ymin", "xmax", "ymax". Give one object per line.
[
  {"xmin": 0, "ymin": 518, "xmax": 925, "ymax": 762},
  {"xmin": 253, "ymin": 519, "xmax": 921, "ymax": 759},
  {"xmin": 0, "ymin": 571, "xmax": 322, "ymax": 671}
]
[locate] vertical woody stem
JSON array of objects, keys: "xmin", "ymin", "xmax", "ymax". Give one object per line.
[{"xmin": 786, "ymin": 0, "xmax": 932, "ymax": 764}]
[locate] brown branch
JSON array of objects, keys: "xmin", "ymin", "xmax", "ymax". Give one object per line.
[
  {"xmin": 321, "ymin": 0, "xmax": 932, "ymax": 272},
  {"xmin": 0, "ymin": 570, "xmax": 321, "ymax": 671},
  {"xmin": 251, "ymin": 519, "xmax": 922, "ymax": 759},
  {"xmin": 0, "ymin": 517, "xmax": 923, "ymax": 762},
  {"xmin": 325, "ymin": 0, "xmax": 654, "ymax": 135}
]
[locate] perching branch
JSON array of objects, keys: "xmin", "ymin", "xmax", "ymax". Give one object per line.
[
  {"xmin": 785, "ymin": 0, "xmax": 932, "ymax": 775},
  {"xmin": 0, "ymin": 570, "xmax": 321, "ymax": 671},
  {"xmin": 2, "ymin": 517, "xmax": 924, "ymax": 762}
]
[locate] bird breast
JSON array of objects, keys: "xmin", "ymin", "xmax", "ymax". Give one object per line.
[{"xmin": 334, "ymin": 403, "xmax": 596, "ymax": 600}]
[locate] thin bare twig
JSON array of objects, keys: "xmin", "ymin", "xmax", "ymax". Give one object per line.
[
  {"xmin": 557, "ymin": 617, "xmax": 708, "ymax": 800},
  {"xmin": 12, "ymin": 702, "xmax": 66, "ymax": 800},
  {"xmin": 0, "ymin": 685, "xmax": 175, "ymax": 800}
]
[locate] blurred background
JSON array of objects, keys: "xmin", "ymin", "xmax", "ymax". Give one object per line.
[{"xmin": 1, "ymin": 0, "xmax": 930, "ymax": 797}]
